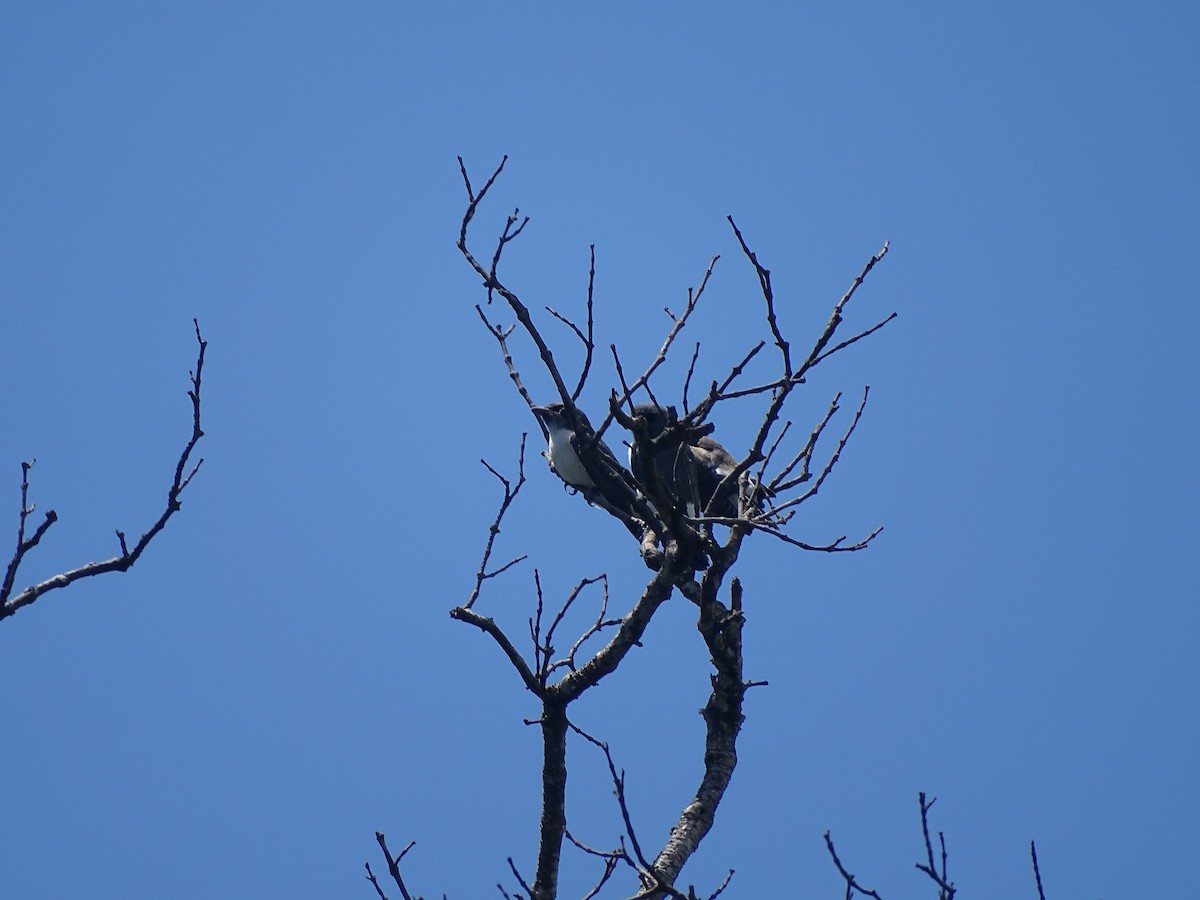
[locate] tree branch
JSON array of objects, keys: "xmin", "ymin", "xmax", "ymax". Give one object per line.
[
  {"xmin": 824, "ymin": 830, "xmax": 883, "ymax": 900},
  {"xmin": 1, "ymin": 321, "xmax": 208, "ymax": 623},
  {"xmin": 368, "ymin": 832, "xmax": 418, "ymax": 900},
  {"xmin": 915, "ymin": 793, "xmax": 955, "ymax": 900},
  {"xmin": 465, "ymin": 436, "xmax": 529, "ymax": 611},
  {"xmin": 1030, "ymin": 840, "xmax": 1048, "ymax": 900}
]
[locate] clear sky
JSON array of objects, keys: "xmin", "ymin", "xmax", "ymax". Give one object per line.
[{"xmin": 2, "ymin": 3, "xmax": 1197, "ymax": 898}]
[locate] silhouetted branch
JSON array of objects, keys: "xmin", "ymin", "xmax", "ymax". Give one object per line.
[
  {"xmin": 368, "ymin": 832, "xmax": 418, "ymax": 900},
  {"xmin": 1, "ymin": 321, "xmax": 208, "ymax": 623},
  {"xmin": 595, "ymin": 255, "xmax": 719, "ymax": 440},
  {"xmin": 543, "ymin": 244, "xmax": 596, "ymax": 402},
  {"xmin": 1031, "ymin": 840, "xmax": 1047, "ymax": 900},
  {"xmin": 457, "ymin": 157, "xmax": 578, "ymax": 414},
  {"xmin": 824, "ymin": 830, "xmax": 883, "ymax": 900},
  {"xmin": 475, "ymin": 306, "xmax": 541, "ymax": 422},
  {"xmin": 727, "ymin": 217, "xmax": 790, "ymax": 377},
  {"xmin": 507, "ymin": 856, "xmax": 533, "ymax": 897},
  {"xmin": 542, "ymin": 574, "xmax": 619, "ymax": 678},
  {"xmin": 915, "ymin": 793, "xmax": 955, "ymax": 900},
  {"xmin": 681, "ymin": 342, "xmax": 701, "ymax": 413},
  {"xmin": 569, "ymin": 722, "xmax": 653, "ymax": 872},
  {"xmin": 768, "ymin": 386, "xmax": 870, "ymax": 508},
  {"xmin": 803, "ymin": 241, "xmax": 891, "ymax": 371},
  {"xmin": 769, "ymin": 393, "xmax": 840, "ymax": 492},
  {"xmin": 451, "ymin": 604, "xmax": 543, "ymax": 696},
  {"xmin": 811, "ymin": 312, "xmax": 898, "ymax": 367},
  {"xmin": 457, "ymin": 154, "xmax": 508, "ymax": 251},
  {"xmin": 464, "ymin": 436, "xmax": 529, "ymax": 611}
]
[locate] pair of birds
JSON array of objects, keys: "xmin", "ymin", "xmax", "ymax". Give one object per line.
[{"xmin": 532, "ymin": 401, "xmax": 757, "ymax": 521}]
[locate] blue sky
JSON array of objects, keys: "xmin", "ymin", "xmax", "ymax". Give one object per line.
[{"xmin": 1, "ymin": 2, "xmax": 1197, "ymax": 897}]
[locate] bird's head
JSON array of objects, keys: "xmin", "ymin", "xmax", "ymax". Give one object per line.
[
  {"xmin": 532, "ymin": 402, "xmax": 571, "ymax": 432},
  {"xmin": 533, "ymin": 401, "xmax": 596, "ymax": 434}
]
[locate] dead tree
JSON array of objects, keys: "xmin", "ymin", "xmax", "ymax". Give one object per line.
[
  {"xmin": 1, "ymin": 321, "xmax": 207, "ymax": 624},
  {"xmin": 367, "ymin": 159, "xmax": 894, "ymax": 900}
]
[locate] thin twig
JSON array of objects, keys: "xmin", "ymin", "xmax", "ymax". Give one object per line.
[
  {"xmin": 824, "ymin": 830, "xmax": 883, "ymax": 900},
  {"xmin": 569, "ymin": 721, "xmax": 653, "ymax": 871},
  {"xmin": 476, "ymin": 306, "xmax": 539, "ymax": 420},
  {"xmin": 373, "ymin": 832, "xmax": 416, "ymax": 900},
  {"xmin": 2, "ymin": 322, "xmax": 208, "ymax": 621},
  {"xmin": 595, "ymin": 255, "xmax": 719, "ymax": 439},
  {"xmin": 507, "ymin": 857, "xmax": 532, "ymax": 897},
  {"xmin": 682, "ymin": 342, "xmax": 701, "ymax": 414},
  {"xmin": 1031, "ymin": 840, "xmax": 1047, "ymax": 900},
  {"xmin": 915, "ymin": 793, "xmax": 955, "ymax": 900},
  {"xmin": 769, "ymin": 386, "xmax": 869, "ymax": 506},
  {"xmin": 465, "ymin": 436, "xmax": 529, "ymax": 611}
]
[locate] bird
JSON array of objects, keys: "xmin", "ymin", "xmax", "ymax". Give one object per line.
[
  {"xmin": 628, "ymin": 403, "xmax": 767, "ymax": 519},
  {"xmin": 531, "ymin": 402, "xmax": 642, "ymax": 525}
]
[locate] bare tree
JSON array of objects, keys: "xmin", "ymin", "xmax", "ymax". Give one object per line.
[
  {"xmin": 1, "ymin": 321, "xmax": 207, "ymax": 624},
  {"xmin": 367, "ymin": 159, "xmax": 894, "ymax": 899}
]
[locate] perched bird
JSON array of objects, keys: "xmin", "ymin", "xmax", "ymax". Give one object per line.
[
  {"xmin": 533, "ymin": 402, "xmax": 609, "ymax": 488},
  {"xmin": 628, "ymin": 403, "xmax": 766, "ymax": 519},
  {"xmin": 532, "ymin": 402, "xmax": 642, "ymax": 526}
]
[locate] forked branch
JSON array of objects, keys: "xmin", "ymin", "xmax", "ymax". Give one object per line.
[{"xmin": 1, "ymin": 321, "xmax": 208, "ymax": 623}]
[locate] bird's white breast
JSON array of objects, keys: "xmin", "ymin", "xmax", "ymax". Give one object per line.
[{"xmin": 546, "ymin": 424, "xmax": 594, "ymax": 487}]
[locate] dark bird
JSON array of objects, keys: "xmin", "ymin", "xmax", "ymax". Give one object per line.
[
  {"xmin": 532, "ymin": 402, "xmax": 642, "ymax": 526},
  {"xmin": 628, "ymin": 403, "xmax": 767, "ymax": 519}
]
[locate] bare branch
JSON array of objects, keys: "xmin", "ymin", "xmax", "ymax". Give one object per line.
[
  {"xmin": 555, "ymin": 562, "xmax": 678, "ymax": 702},
  {"xmin": 610, "ymin": 346, "xmax": 635, "ymax": 419},
  {"xmin": 749, "ymin": 524, "xmax": 884, "ymax": 553},
  {"xmin": 372, "ymin": 832, "xmax": 417, "ymax": 900},
  {"xmin": 810, "ymin": 312, "xmax": 898, "ymax": 367},
  {"xmin": 543, "ymin": 244, "xmax": 598, "ymax": 402},
  {"xmin": 476, "ymin": 306, "xmax": 540, "ymax": 420},
  {"xmin": 824, "ymin": 830, "xmax": 883, "ymax": 900},
  {"xmin": 563, "ymin": 826, "xmax": 622, "ymax": 899},
  {"xmin": 712, "ymin": 340, "xmax": 766, "ymax": 401},
  {"xmin": 506, "ymin": 857, "xmax": 533, "ymax": 897},
  {"xmin": 580, "ymin": 854, "xmax": 619, "ymax": 899},
  {"xmin": 727, "ymin": 217, "xmax": 790, "ymax": 377},
  {"xmin": 465, "ymin": 436, "xmax": 529, "ymax": 611},
  {"xmin": 594, "ymin": 255, "xmax": 719, "ymax": 440},
  {"xmin": 458, "ymin": 155, "xmax": 509, "ymax": 256},
  {"xmin": 1031, "ymin": 840, "xmax": 1048, "ymax": 900},
  {"xmin": 2, "ymin": 322, "xmax": 208, "ymax": 623},
  {"xmin": 530, "ymin": 569, "xmax": 547, "ymax": 680},
  {"xmin": 802, "ymin": 241, "xmax": 891, "ymax": 373},
  {"xmin": 769, "ymin": 393, "xmax": 840, "ymax": 492},
  {"xmin": 543, "ymin": 574, "xmax": 617, "ymax": 677},
  {"xmin": 702, "ymin": 869, "xmax": 735, "ymax": 900},
  {"xmin": 768, "ymin": 386, "xmax": 870, "ymax": 506},
  {"xmin": 450, "ymin": 605, "xmax": 543, "ymax": 697},
  {"xmin": 568, "ymin": 721, "xmax": 654, "ymax": 872},
  {"xmin": 1, "ymin": 460, "xmax": 57, "ymax": 606},
  {"xmin": 457, "ymin": 158, "xmax": 578, "ymax": 413},
  {"xmin": 681, "ymin": 342, "xmax": 701, "ymax": 414},
  {"xmin": 364, "ymin": 862, "xmax": 389, "ymax": 900},
  {"xmin": 915, "ymin": 793, "xmax": 955, "ymax": 900},
  {"xmin": 485, "ymin": 210, "xmax": 530, "ymax": 306}
]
